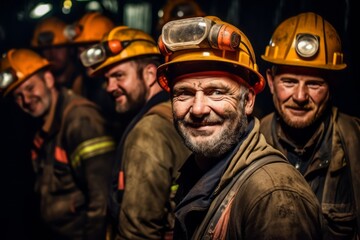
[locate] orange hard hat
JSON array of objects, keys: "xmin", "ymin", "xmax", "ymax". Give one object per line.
[
  {"xmin": 67, "ymin": 12, "xmax": 115, "ymax": 44},
  {"xmin": 157, "ymin": 16, "xmax": 265, "ymax": 94},
  {"xmin": 80, "ymin": 26, "xmax": 160, "ymax": 77},
  {"xmin": 31, "ymin": 16, "xmax": 70, "ymax": 48},
  {"xmin": 0, "ymin": 48, "xmax": 50, "ymax": 96}
]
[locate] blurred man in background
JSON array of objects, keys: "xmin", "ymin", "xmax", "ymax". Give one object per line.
[
  {"xmin": 80, "ymin": 26, "xmax": 190, "ymax": 239},
  {"xmin": 0, "ymin": 48, "xmax": 115, "ymax": 239},
  {"xmin": 31, "ymin": 16, "xmax": 83, "ymax": 95},
  {"xmin": 66, "ymin": 11, "xmax": 124, "ymax": 140}
]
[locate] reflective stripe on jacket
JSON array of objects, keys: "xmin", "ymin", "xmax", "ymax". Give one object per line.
[{"xmin": 31, "ymin": 89, "xmax": 115, "ymax": 240}]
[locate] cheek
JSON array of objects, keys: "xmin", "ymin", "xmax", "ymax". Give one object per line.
[
  {"xmin": 274, "ymin": 86, "xmax": 291, "ymax": 101},
  {"xmin": 311, "ymin": 89, "xmax": 329, "ymax": 104},
  {"xmin": 172, "ymin": 100, "xmax": 190, "ymax": 118}
]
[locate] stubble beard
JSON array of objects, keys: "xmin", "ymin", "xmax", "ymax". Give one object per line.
[
  {"xmin": 274, "ymin": 96, "xmax": 329, "ymax": 129},
  {"xmin": 174, "ymin": 107, "xmax": 248, "ymax": 158}
]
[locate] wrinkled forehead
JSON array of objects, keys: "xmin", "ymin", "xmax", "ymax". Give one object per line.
[{"xmin": 173, "ymin": 71, "xmax": 251, "ymax": 90}]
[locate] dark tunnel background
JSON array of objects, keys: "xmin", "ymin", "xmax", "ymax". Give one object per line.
[{"xmin": 0, "ymin": 0, "xmax": 358, "ymax": 239}]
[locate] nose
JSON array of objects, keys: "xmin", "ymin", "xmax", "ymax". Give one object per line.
[
  {"xmin": 190, "ymin": 91, "xmax": 210, "ymax": 117},
  {"xmin": 293, "ymin": 83, "xmax": 309, "ymax": 103},
  {"xmin": 106, "ymin": 78, "xmax": 117, "ymax": 93},
  {"xmin": 23, "ymin": 92, "xmax": 32, "ymax": 105}
]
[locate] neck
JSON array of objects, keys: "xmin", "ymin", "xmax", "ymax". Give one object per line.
[{"xmin": 147, "ymin": 83, "xmax": 163, "ymax": 102}]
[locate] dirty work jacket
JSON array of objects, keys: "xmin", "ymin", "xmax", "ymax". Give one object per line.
[
  {"xmin": 31, "ymin": 89, "xmax": 116, "ymax": 240},
  {"xmin": 113, "ymin": 91, "xmax": 191, "ymax": 240},
  {"xmin": 174, "ymin": 117, "xmax": 323, "ymax": 239},
  {"xmin": 260, "ymin": 107, "xmax": 360, "ymax": 239}
]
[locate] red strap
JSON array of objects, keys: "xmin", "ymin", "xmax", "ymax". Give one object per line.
[
  {"xmin": 55, "ymin": 146, "xmax": 68, "ymax": 164},
  {"xmin": 118, "ymin": 171, "xmax": 125, "ymax": 190}
]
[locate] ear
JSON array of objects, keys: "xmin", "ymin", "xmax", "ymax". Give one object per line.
[
  {"xmin": 266, "ymin": 68, "xmax": 275, "ymax": 94},
  {"xmin": 142, "ymin": 64, "xmax": 157, "ymax": 87},
  {"xmin": 245, "ymin": 89, "xmax": 256, "ymax": 115},
  {"xmin": 44, "ymin": 71, "xmax": 55, "ymax": 89}
]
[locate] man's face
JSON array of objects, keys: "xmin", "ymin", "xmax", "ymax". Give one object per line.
[
  {"xmin": 12, "ymin": 73, "xmax": 52, "ymax": 118},
  {"xmin": 267, "ymin": 66, "xmax": 330, "ymax": 128},
  {"xmin": 171, "ymin": 74, "xmax": 254, "ymax": 158},
  {"xmin": 41, "ymin": 46, "xmax": 71, "ymax": 78},
  {"xmin": 105, "ymin": 61, "xmax": 147, "ymax": 114}
]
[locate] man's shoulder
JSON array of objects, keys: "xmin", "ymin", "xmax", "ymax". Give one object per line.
[
  {"xmin": 244, "ymin": 159, "xmax": 314, "ymax": 198},
  {"xmin": 260, "ymin": 112, "xmax": 275, "ymax": 125},
  {"xmin": 336, "ymin": 109, "xmax": 360, "ymax": 125},
  {"xmin": 145, "ymin": 101, "xmax": 173, "ymax": 122},
  {"xmin": 259, "ymin": 112, "xmax": 276, "ymax": 136},
  {"xmin": 61, "ymin": 90, "xmax": 100, "ymax": 116}
]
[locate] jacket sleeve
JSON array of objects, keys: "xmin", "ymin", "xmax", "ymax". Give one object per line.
[
  {"xmin": 65, "ymin": 104, "xmax": 116, "ymax": 240},
  {"xmin": 117, "ymin": 114, "xmax": 189, "ymax": 240}
]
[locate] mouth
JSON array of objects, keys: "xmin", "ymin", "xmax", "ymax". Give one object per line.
[
  {"xmin": 286, "ymin": 106, "xmax": 311, "ymax": 116},
  {"xmin": 24, "ymin": 100, "xmax": 38, "ymax": 112},
  {"xmin": 184, "ymin": 121, "xmax": 221, "ymax": 133},
  {"xmin": 112, "ymin": 91, "xmax": 125, "ymax": 101}
]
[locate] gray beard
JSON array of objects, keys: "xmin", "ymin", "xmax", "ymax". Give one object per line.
[{"xmin": 175, "ymin": 107, "xmax": 248, "ymax": 159}]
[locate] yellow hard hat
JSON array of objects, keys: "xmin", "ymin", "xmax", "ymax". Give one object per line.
[
  {"xmin": 0, "ymin": 49, "xmax": 50, "ymax": 96},
  {"xmin": 157, "ymin": 16, "xmax": 265, "ymax": 93},
  {"xmin": 80, "ymin": 26, "xmax": 161, "ymax": 76},
  {"xmin": 68, "ymin": 12, "xmax": 115, "ymax": 44},
  {"xmin": 261, "ymin": 12, "xmax": 346, "ymax": 70},
  {"xmin": 31, "ymin": 16, "xmax": 69, "ymax": 48}
]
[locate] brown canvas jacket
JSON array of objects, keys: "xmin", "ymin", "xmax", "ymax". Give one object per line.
[
  {"xmin": 176, "ymin": 118, "xmax": 323, "ymax": 239},
  {"xmin": 260, "ymin": 107, "xmax": 360, "ymax": 239},
  {"xmin": 31, "ymin": 89, "xmax": 116, "ymax": 240},
  {"xmin": 116, "ymin": 100, "xmax": 191, "ymax": 240}
]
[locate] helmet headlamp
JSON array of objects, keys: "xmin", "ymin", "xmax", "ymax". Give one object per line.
[
  {"xmin": 0, "ymin": 69, "xmax": 16, "ymax": 89},
  {"xmin": 64, "ymin": 24, "xmax": 82, "ymax": 41},
  {"xmin": 80, "ymin": 40, "xmax": 125, "ymax": 67},
  {"xmin": 295, "ymin": 34, "xmax": 320, "ymax": 58},
  {"xmin": 159, "ymin": 16, "xmax": 241, "ymax": 55},
  {"xmin": 80, "ymin": 39, "xmax": 155, "ymax": 68}
]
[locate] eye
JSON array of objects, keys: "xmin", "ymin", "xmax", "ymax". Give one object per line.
[
  {"xmin": 28, "ymin": 85, "xmax": 35, "ymax": 92},
  {"xmin": 173, "ymin": 89, "xmax": 194, "ymax": 100},
  {"xmin": 307, "ymin": 81, "xmax": 324, "ymax": 89},
  {"xmin": 208, "ymin": 89, "xmax": 223, "ymax": 95},
  {"xmin": 281, "ymin": 78, "xmax": 297, "ymax": 87},
  {"xmin": 24, "ymin": 83, "xmax": 35, "ymax": 93},
  {"xmin": 114, "ymin": 74, "xmax": 123, "ymax": 80},
  {"xmin": 111, "ymin": 72, "xmax": 125, "ymax": 81}
]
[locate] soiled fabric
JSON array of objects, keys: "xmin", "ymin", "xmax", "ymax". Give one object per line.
[
  {"xmin": 113, "ymin": 96, "xmax": 191, "ymax": 240},
  {"xmin": 261, "ymin": 107, "xmax": 360, "ymax": 239},
  {"xmin": 174, "ymin": 117, "xmax": 323, "ymax": 239},
  {"xmin": 32, "ymin": 88, "xmax": 115, "ymax": 240}
]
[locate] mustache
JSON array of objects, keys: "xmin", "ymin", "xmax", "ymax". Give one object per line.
[
  {"xmin": 112, "ymin": 89, "xmax": 125, "ymax": 99},
  {"xmin": 285, "ymin": 100, "xmax": 314, "ymax": 110},
  {"xmin": 181, "ymin": 116, "xmax": 224, "ymax": 127},
  {"xmin": 285, "ymin": 104, "xmax": 313, "ymax": 110}
]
